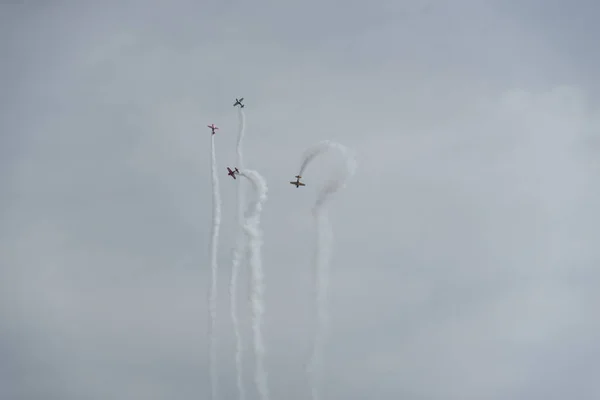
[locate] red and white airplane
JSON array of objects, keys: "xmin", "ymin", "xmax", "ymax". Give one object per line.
[
  {"xmin": 227, "ymin": 167, "xmax": 240, "ymax": 179},
  {"xmin": 208, "ymin": 124, "xmax": 219, "ymax": 135}
]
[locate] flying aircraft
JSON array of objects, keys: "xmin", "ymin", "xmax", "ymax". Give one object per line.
[
  {"xmin": 227, "ymin": 167, "xmax": 240, "ymax": 179},
  {"xmin": 208, "ymin": 124, "xmax": 219, "ymax": 135},
  {"xmin": 233, "ymin": 98, "xmax": 245, "ymax": 108},
  {"xmin": 289, "ymin": 175, "xmax": 305, "ymax": 188}
]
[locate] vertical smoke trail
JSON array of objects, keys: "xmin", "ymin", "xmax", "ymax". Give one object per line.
[
  {"xmin": 299, "ymin": 140, "xmax": 356, "ymax": 400},
  {"xmin": 229, "ymin": 240, "xmax": 245, "ymax": 400},
  {"xmin": 208, "ymin": 133, "xmax": 222, "ymax": 400},
  {"xmin": 239, "ymin": 169, "xmax": 270, "ymax": 400},
  {"xmin": 307, "ymin": 208, "xmax": 332, "ymax": 400},
  {"xmin": 230, "ymin": 107, "xmax": 247, "ymax": 400},
  {"xmin": 236, "ymin": 108, "xmax": 246, "ymax": 217}
]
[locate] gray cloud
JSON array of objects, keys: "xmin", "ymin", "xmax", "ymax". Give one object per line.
[{"xmin": 2, "ymin": 1, "xmax": 599, "ymax": 399}]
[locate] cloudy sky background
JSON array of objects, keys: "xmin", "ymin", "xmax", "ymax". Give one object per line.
[{"xmin": 2, "ymin": 1, "xmax": 600, "ymax": 399}]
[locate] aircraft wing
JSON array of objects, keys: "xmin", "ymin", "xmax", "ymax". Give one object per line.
[{"xmin": 299, "ymin": 182, "xmax": 305, "ymax": 186}]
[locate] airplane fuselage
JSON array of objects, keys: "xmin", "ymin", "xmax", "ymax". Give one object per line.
[{"xmin": 290, "ymin": 178, "xmax": 305, "ymax": 188}]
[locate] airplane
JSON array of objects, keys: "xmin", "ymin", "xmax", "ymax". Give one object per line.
[
  {"xmin": 227, "ymin": 167, "xmax": 240, "ymax": 179},
  {"xmin": 233, "ymin": 98, "xmax": 245, "ymax": 108},
  {"xmin": 208, "ymin": 124, "xmax": 219, "ymax": 135},
  {"xmin": 289, "ymin": 175, "xmax": 305, "ymax": 188}
]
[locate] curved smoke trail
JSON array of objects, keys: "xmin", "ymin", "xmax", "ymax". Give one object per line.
[
  {"xmin": 229, "ymin": 107, "xmax": 247, "ymax": 400},
  {"xmin": 299, "ymin": 140, "xmax": 356, "ymax": 400},
  {"xmin": 239, "ymin": 169, "xmax": 270, "ymax": 400},
  {"xmin": 208, "ymin": 133, "xmax": 222, "ymax": 400}
]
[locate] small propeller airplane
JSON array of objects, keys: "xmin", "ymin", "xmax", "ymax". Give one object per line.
[
  {"xmin": 227, "ymin": 167, "xmax": 240, "ymax": 179},
  {"xmin": 208, "ymin": 124, "xmax": 219, "ymax": 135},
  {"xmin": 289, "ymin": 175, "xmax": 305, "ymax": 188},
  {"xmin": 233, "ymin": 98, "xmax": 245, "ymax": 108}
]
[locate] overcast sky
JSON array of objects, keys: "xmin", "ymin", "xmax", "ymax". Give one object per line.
[{"xmin": 2, "ymin": 1, "xmax": 600, "ymax": 399}]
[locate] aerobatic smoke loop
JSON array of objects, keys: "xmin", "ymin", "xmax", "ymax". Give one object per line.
[
  {"xmin": 230, "ymin": 107, "xmax": 247, "ymax": 400},
  {"xmin": 299, "ymin": 140, "xmax": 356, "ymax": 400},
  {"xmin": 239, "ymin": 169, "xmax": 270, "ymax": 400},
  {"xmin": 208, "ymin": 134, "xmax": 222, "ymax": 400}
]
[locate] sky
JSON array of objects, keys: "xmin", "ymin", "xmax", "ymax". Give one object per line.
[{"xmin": 2, "ymin": 1, "xmax": 600, "ymax": 399}]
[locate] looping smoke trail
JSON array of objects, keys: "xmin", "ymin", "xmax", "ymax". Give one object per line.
[
  {"xmin": 239, "ymin": 169, "xmax": 270, "ymax": 400},
  {"xmin": 208, "ymin": 134, "xmax": 222, "ymax": 400},
  {"xmin": 230, "ymin": 107, "xmax": 247, "ymax": 400},
  {"xmin": 299, "ymin": 140, "xmax": 356, "ymax": 400}
]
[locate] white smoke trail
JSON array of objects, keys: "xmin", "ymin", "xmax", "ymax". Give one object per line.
[
  {"xmin": 236, "ymin": 108, "xmax": 246, "ymax": 183},
  {"xmin": 299, "ymin": 140, "xmax": 356, "ymax": 400},
  {"xmin": 229, "ymin": 240, "xmax": 245, "ymax": 400},
  {"xmin": 208, "ymin": 133, "xmax": 222, "ymax": 400},
  {"xmin": 229, "ymin": 107, "xmax": 247, "ymax": 400},
  {"xmin": 239, "ymin": 169, "xmax": 270, "ymax": 400}
]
